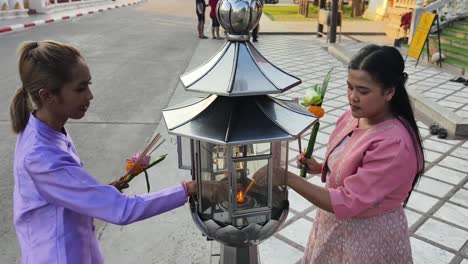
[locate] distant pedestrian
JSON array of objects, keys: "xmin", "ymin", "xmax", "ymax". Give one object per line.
[
  {"xmin": 196, "ymin": 0, "xmax": 208, "ymax": 39},
  {"xmin": 10, "ymin": 40, "xmax": 197, "ymax": 264},
  {"xmin": 251, "ymin": 0, "xmax": 264, "ymax": 42},
  {"xmin": 209, "ymin": 0, "xmax": 223, "ymax": 39},
  {"xmin": 252, "ymin": 24, "xmax": 259, "ymax": 42}
]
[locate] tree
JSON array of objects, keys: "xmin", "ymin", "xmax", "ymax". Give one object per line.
[{"xmin": 351, "ymin": 0, "xmax": 364, "ymax": 17}]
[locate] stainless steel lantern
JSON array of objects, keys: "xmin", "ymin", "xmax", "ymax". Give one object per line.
[{"xmin": 162, "ymin": 2, "xmax": 318, "ymax": 263}]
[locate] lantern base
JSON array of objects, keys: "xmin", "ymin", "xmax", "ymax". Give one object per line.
[{"xmin": 220, "ymin": 244, "xmax": 259, "ymax": 264}]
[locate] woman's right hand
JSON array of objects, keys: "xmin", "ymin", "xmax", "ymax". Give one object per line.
[
  {"xmin": 185, "ymin": 180, "xmax": 197, "ymax": 197},
  {"xmin": 296, "ymin": 154, "xmax": 322, "ymax": 175}
]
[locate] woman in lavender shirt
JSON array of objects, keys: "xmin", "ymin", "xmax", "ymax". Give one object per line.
[{"xmin": 10, "ymin": 40, "xmax": 197, "ymax": 264}]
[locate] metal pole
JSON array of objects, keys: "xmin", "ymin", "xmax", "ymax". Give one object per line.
[
  {"xmin": 329, "ymin": 0, "xmax": 338, "ymax": 43},
  {"xmin": 317, "ymin": 0, "xmax": 326, "ymax": 37},
  {"xmin": 220, "ymin": 244, "xmax": 259, "ymax": 264},
  {"xmin": 436, "ymin": 13, "xmax": 442, "ymax": 68}
]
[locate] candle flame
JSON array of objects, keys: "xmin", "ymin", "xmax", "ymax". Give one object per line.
[{"xmin": 237, "ymin": 190, "xmax": 245, "ymax": 203}]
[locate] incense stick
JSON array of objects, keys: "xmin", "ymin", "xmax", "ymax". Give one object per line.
[
  {"xmin": 244, "ymin": 179, "xmax": 256, "ymax": 196},
  {"xmin": 121, "ymin": 133, "xmax": 161, "ymax": 180}
]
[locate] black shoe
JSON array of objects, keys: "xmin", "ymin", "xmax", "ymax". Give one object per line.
[
  {"xmin": 252, "ymin": 38, "xmax": 258, "ymax": 42},
  {"xmin": 450, "ymin": 77, "xmax": 466, "ymax": 83}
]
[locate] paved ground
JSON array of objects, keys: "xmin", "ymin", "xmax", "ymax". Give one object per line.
[{"xmin": 1, "ymin": 0, "xmax": 467, "ymax": 263}]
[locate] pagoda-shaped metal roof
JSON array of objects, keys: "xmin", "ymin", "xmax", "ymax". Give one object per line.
[
  {"xmin": 163, "ymin": 0, "xmax": 317, "ymax": 145},
  {"xmin": 180, "ymin": 41, "xmax": 301, "ymax": 97},
  {"xmin": 163, "ymin": 95, "xmax": 317, "ymax": 145}
]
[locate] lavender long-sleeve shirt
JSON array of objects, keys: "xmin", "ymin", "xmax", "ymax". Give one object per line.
[{"xmin": 13, "ymin": 113, "xmax": 187, "ymax": 264}]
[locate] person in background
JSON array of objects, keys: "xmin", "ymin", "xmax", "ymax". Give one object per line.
[
  {"xmin": 251, "ymin": 0, "xmax": 264, "ymax": 42},
  {"xmin": 209, "ymin": 0, "xmax": 223, "ymax": 40},
  {"xmin": 252, "ymin": 24, "xmax": 259, "ymax": 42},
  {"xmin": 10, "ymin": 40, "xmax": 197, "ymax": 264},
  {"xmin": 196, "ymin": 0, "xmax": 208, "ymax": 39}
]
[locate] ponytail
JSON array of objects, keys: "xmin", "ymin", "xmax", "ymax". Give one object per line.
[
  {"xmin": 10, "ymin": 87, "xmax": 32, "ymax": 134},
  {"xmin": 9, "ymin": 40, "xmax": 82, "ymax": 134}
]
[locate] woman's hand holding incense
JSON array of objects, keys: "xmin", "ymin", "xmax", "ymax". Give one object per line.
[{"xmin": 296, "ymin": 154, "xmax": 323, "ymax": 175}]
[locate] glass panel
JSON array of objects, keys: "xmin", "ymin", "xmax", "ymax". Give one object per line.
[
  {"xmin": 177, "ymin": 136, "xmax": 192, "ymax": 170},
  {"xmin": 234, "ymin": 158, "xmax": 268, "ymax": 211},
  {"xmin": 271, "ymin": 141, "xmax": 288, "ymax": 220},
  {"xmin": 195, "ymin": 141, "xmax": 288, "ymax": 228},
  {"xmin": 198, "ymin": 142, "xmax": 231, "ymax": 226},
  {"xmin": 231, "ymin": 143, "xmax": 271, "ymax": 158}
]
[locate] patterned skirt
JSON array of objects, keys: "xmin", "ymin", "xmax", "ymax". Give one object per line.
[{"xmin": 303, "ymin": 207, "xmax": 413, "ymax": 264}]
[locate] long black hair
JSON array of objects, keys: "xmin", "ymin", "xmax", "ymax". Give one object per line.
[{"xmin": 349, "ymin": 45, "xmax": 425, "ymax": 207}]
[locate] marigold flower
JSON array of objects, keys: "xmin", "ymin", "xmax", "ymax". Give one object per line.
[
  {"xmin": 125, "ymin": 161, "xmax": 146, "ymax": 176},
  {"xmin": 307, "ymin": 105, "xmax": 325, "ymax": 118},
  {"xmin": 127, "ymin": 151, "xmax": 150, "ymax": 167}
]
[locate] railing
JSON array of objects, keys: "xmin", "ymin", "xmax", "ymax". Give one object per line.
[
  {"xmin": 409, "ymin": 0, "xmax": 452, "ymax": 41},
  {"xmin": 29, "ymin": 0, "xmax": 110, "ymax": 13},
  {"xmin": 394, "ymin": 0, "xmax": 418, "ymax": 9},
  {"xmin": 433, "ymin": 11, "xmax": 468, "ymax": 32}
]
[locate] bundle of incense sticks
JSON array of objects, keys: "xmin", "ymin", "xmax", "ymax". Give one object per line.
[{"xmin": 112, "ymin": 133, "xmax": 165, "ymax": 189}]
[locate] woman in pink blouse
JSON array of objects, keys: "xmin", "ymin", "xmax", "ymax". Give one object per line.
[
  {"xmin": 291, "ymin": 45, "xmax": 425, "ymax": 263},
  {"xmin": 10, "ymin": 40, "xmax": 197, "ymax": 264}
]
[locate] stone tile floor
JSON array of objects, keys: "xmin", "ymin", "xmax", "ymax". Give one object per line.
[{"xmin": 211, "ymin": 35, "xmax": 468, "ymax": 264}]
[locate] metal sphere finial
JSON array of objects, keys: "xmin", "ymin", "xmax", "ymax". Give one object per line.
[{"xmin": 217, "ymin": 0, "xmax": 263, "ymax": 40}]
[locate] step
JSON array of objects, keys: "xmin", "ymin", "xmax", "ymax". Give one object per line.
[
  {"xmin": 453, "ymin": 23, "xmax": 468, "ymax": 31},
  {"xmin": 444, "ymin": 50, "xmax": 467, "ymax": 61},
  {"xmin": 441, "ymin": 44, "xmax": 468, "ymax": 61},
  {"xmin": 444, "ymin": 56, "xmax": 468, "ymax": 71},
  {"xmin": 440, "ymin": 36, "xmax": 468, "ymax": 50},
  {"xmin": 445, "ymin": 28, "xmax": 468, "ymax": 39}
]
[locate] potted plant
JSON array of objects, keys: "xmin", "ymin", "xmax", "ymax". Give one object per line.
[{"xmin": 395, "ymin": 11, "xmax": 412, "ymax": 46}]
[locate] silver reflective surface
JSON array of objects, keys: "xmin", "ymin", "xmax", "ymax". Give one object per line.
[
  {"xmin": 217, "ymin": 0, "xmax": 263, "ymax": 34},
  {"xmin": 230, "ymin": 43, "xmax": 278, "ymax": 95},
  {"xmin": 247, "ymin": 42, "xmax": 301, "ymax": 91},
  {"xmin": 162, "ymin": 96, "xmax": 317, "ymax": 145},
  {"xmin": 163, "ymin": 95, "xmax": 217, "ymax": 130},
  {"xmin": 190, "ymin": 198, "xmax": 289, "ymax": 247},
  {"xmin": 182, "ymin": 41, "xmax": 301, "ymax": 97},
  {"xmin": 180, "ymin": 42, "xmax": 230, "ymax": 87},
  {"xmin": 256, "ymin": 96, "xmax": 318, "ymax": 136}
]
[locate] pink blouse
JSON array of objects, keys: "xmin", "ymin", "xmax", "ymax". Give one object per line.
[{"xmin": 322, "ymin": 111, "xmax": 420, "ymax": 219}]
